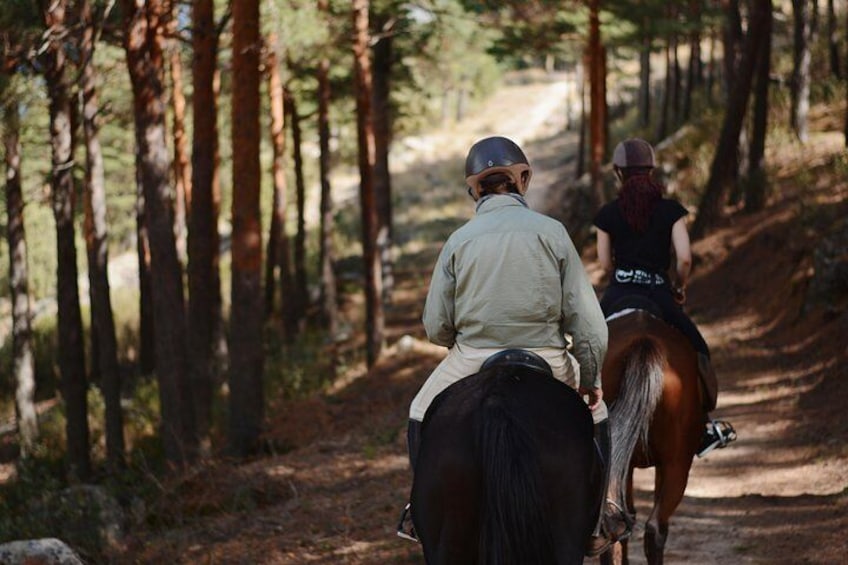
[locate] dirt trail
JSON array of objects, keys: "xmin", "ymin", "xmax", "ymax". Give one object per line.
[{"xmin": 126, "ymin": 76, "xmax": 848, "ymax": 564}]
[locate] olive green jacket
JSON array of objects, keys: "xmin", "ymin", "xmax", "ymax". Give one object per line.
[{"xmin": 422, "ymin": 194, "xmax": 608, "ymax": 389}]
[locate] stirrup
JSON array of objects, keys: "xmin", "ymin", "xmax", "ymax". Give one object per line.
[
  {"xmin": 697, "ymin": 420, "xmax": 737, "ymax": 458},
  {"xmin": 396, "ymin": 502, "xmax": 419, "ymax": 542},
  {"xmin": 586, "ymin": 499, "xmax": 633, "ymax": 557}
]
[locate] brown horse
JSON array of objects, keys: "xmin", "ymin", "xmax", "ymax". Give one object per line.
[{"xmin": 599, "ymin": 308, "xmax": 705, "ymax": 565}]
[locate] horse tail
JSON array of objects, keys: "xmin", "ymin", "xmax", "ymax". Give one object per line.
[
  {"xmin": 608, "ymin": 337, "xmax": 666, "ymax": 501},
  {"xmin": 477, "ymin": 372, "xmax": 554, "ymax": 565}
]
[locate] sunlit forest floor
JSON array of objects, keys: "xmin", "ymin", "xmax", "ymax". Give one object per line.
[{"xmin": 116, "ymin": 76, "xmax": 847, "ymax": 563}]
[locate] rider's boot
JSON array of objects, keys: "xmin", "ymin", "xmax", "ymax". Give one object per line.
[
  {"xmin": 396, "ymin": 419, "xmax": 421, "ymax": 542},
  {"xmin": 586, "ymin": 419, "xmax": 631, "ymax": 557},
  {"xmin": 697, "ymin": 352, "xmax": 718, "ymax": 412},
  {"xmin": 695, "ymin": 354, "xmax": 738, "ymax": 458},
  {"xmin": 697, "ymin": 419, "xmax": 737, "ymax": 458}
]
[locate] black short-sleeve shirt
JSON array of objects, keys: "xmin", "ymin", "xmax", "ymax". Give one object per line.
[{"xmin": 593, "ymin": 198, "xmax": 688, "ymax": 274}]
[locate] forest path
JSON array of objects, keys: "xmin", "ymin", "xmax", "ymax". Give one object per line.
[{"xmin": 125, "ymin": 77, "xmax": 848, "ymax": 565}]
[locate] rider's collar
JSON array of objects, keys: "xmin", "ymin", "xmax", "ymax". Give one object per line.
[{"xmin": 476, "ymin": 193, "xmax": 529, "ymax": 212}]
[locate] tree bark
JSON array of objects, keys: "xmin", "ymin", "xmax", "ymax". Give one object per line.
[
  {"xmin": 79, "ymin": 0, "xmax": 124, "ymax": 469},
  {"xmin": 722, "ymin": 0, "xmax": 743, "ymax": 98},
  {"xmin": 42, "ymin": 0, "xmax": 91, "ymax": 481},
  {"xmin": 229, "ymin": 0, "xmax": 265, "ymax": 456},
  {"xmin": 372, "ymin": 14, "xmax": 394, "ymax": 302},
  {"xmin": 263, "ymin": 40, "xmax": 294, "ymax": 334},
  {"xmin": 639, "ymin": 32, "xmax": 651, "ymax": 129},
  {"xmin": 587, "ymin": 0, "xmax": 607, "ymax": 205},
  {"xmin": 168, "ymin": 11, "xmax": 191, "ymax": 266},
  {"xmin": 3, "ymin": 96, "xmax": 39, "ymax": 457},
  {"xmin": 353, "ymin": 0, "xmax": 385, "ymax": 367},
  {"xmin": 827, "ymin": 0, "xmax": 841, "ymax": 79},
  {"xmin": 791, "ymin": 0, "xmax": 812, "ymax": 143},
  {"xmin": 692, "ymin": 0, "xmax": 770, "ymax": 239},
  {"xmin": 188, "ymin": 0, "xmax": 223, "ymax": 452},
  {"xmin": 656, "ymin": 39, "xmax": 671, "ymax": 141},
  {"xmin": 576, "ymin": 58, "xmax": 586, "ymax": 181},
  {"xmin": 745, "ymin": 0, "xmax": 773, "ymax": 213},
  {"xmin": 317, "ymin": 0, "xmax": 339, "ymax": 349},
  {"xmin": 684, "ymin": 0, "xmax": 703, "ymax": 122},
  {"xmin": 284, "ymin": 88, "xmax": 308, "ymax": 329},
  {"xmin": 136, "ymin": 156, "xmax": 155, "ymax": 377},
  {"xmin": 123, "ymin": 0, "xmax": 196, "ymax": 466}
]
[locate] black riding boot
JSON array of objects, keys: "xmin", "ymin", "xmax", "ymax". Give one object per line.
[
  {"xmin": 586, "ymin": 419, "xmax": 630, "ymax": 557},
  {"xmin": 397, "ymin": 419, "xmax": 421, "ymax": 542}
]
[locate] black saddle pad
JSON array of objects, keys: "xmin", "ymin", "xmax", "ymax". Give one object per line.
[{"xmin": 480, "ymin": 349, "xmax": 553, "ymax": 379}]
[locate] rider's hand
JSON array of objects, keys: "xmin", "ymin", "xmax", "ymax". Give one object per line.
[
  {"xmin": 579, "ymin": 386, "xmax": 603, "ymax": 411},
  {"xmin": 672, "ymin": 284, "xmax": 687, "ymax": 305}
]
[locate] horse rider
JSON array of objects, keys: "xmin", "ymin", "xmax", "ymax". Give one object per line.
[
  {"xmin": 593, "ymin": 137, "xmax": 737, "ymax": 458},
  {"xmin": 398, "ymin": 135, "xmax": 628, "ymax": 556}
]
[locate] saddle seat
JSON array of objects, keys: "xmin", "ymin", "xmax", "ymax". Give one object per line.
[{"xmin": 480, "ymin": 348, "xmax": 554, "ymax": 379}]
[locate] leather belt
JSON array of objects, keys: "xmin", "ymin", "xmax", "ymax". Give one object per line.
[{"xmin": 614, "ymin": 268, "xmax": 666, "ymax": 286}]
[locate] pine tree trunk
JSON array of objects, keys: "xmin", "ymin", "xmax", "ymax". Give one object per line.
[
  {"xmin": 188, "ymin": 0, "xmax": 223, "ymax": 452},
  {"xmin": 656, "ymin": 40, "xmax": 671, "ymax": 141},
  {"xmin": 722, "ymin": 0, "xmax": 743, "ymax": 98},
  {"xmin": 575, "ymin": 57, "xmax": 586, "ymax": 181},
  {"xmin": 42, "ymin": 0, "xmax": 91, "ymax": 481},
  {"xmin": 136, "ymin": 159, "xmax": 156, "ymax": 377},
  {"xmin": 168, "ymin": 12, "xmax": 191, "ymax": 266},
  {"xmin": 228, "ymin": 0, "xmax": 265, "ymax": 456},
  {"xmin": 372, "ymin": 16, "xmax": 394, "ymax": 303},
  {"xmin": 686, "ymin": 0, "xmax": 703, "ymax": 118},
  {"xmin": 264, "ymin": 44, "xmax": 296, "ymax": 339},
  {"xmin": 285, "ymin": 88, "xmax": 308, "ymax": 329},
  {"xmin": 827, "ymin": 0, "xmax": 841, "ymax": 78},
  {"xmin": 746, "ymin": 0, "xmax": 773, "ymax": 213},
  {"xmin": 639, "ymin": 33, "xmax": 651, "ymax": 128},
  {"xmin": 3, "ymin": 97, "xmax": 39, "ymax": 457},
  {"xmin": 80, "ymin": 0, "xmax": 124, "ymax": 469},
  {"xmin": 317, "ymin": 0, "xmax": 339, "ymax": 349},
  {"xmin": 791, "ymin": 0, "xmax": 812, "ymax": 143},
  {"xmin": 587, "ymin": 0, "xmax": 606, "ymax": 205},
  {"xmin": 123, "ymin": 0, "xmax": 196, "ymax": 466},
  {"xmin": 353, "ymin": 0, "xmax": 385, "ymax": 367},
  {"xmin": 692, "ymin": 0, "xmax": 770, "ymax": 239}
]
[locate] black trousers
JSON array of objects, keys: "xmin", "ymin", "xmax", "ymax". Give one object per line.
[{"xmin": 600, "ymin": 283, "xmax": 710, "ymax": 357}]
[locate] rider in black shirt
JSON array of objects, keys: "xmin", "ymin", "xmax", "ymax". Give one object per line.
[{"xmin": 593, "ymin": 138, "xmax": 736, "ymax": 458}]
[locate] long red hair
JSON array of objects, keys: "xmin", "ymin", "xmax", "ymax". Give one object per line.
[{"xmin": 618, "ymin": 168, "xmax": 663, "ymax": 233}]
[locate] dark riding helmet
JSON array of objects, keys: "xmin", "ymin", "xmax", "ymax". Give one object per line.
[
  {"xmin": 612, "ymin": 138, "xmax": 656, "ymax": 170},
  {"xmin": 465, "ymin": 136, "xmax": 532, "ymax": 194}
]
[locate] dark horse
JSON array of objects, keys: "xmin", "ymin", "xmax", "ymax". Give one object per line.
[
  {"xmin": 411, "ymin": 353, "xmax": 602, "ymax": 564},
  {"xmin": 600, "ymin": 308, "xmax": 705, "ymax": 565}
]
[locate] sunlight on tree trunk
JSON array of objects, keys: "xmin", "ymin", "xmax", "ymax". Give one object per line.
[{"xmin": 168, "ymin": 10, "xmax": 191, "ymax": 267}]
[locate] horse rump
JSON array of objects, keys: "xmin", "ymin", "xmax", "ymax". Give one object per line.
[{"xmin": 413, "ymin": 365, "xmax": 600, "ymax": 564}]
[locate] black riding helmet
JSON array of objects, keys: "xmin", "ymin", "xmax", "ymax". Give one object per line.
[{"xmin": 465, "ymin": 136, "xmax": 532, "ymax": 195}]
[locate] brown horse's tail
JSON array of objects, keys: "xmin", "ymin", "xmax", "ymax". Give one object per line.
[{"xmin": 608, "ymin": 337, "xmax": 666, "ymax": 504}]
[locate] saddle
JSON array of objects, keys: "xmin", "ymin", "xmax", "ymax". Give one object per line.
[
  {"xmin": 605, "ymin": 294, "xmax": 664, "ymax": 322},
  {"xmin": 480, "ymin": 349, "xmax": 554, "ymax": 379}
]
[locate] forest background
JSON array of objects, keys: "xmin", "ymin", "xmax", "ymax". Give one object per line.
[{"xmin": 0, "ymin": 0, "xmax": 847, "ymax": 562}]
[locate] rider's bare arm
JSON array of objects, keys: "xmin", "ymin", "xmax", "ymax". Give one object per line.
[{"xmin": 596, "ymin": 229, "xmax": 614, "ymax": 275}]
